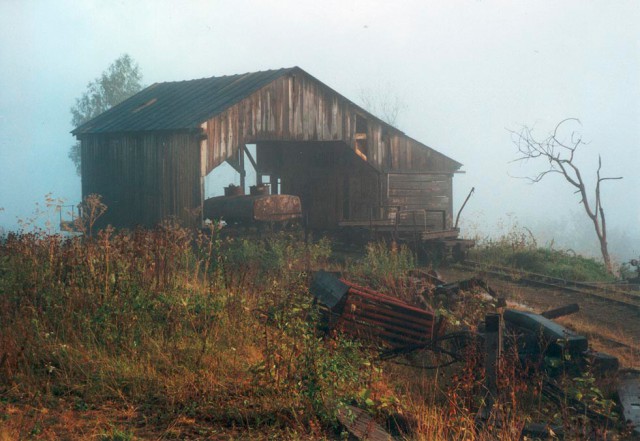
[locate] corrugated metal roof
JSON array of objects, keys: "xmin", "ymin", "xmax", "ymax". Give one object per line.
[
  {"xmin": 70, "ymin": 67, "xmax": 462, "ymax": 169},
  {"xmin": 73, "ymin": 67, "xmax": 296, "ymax": 135}
]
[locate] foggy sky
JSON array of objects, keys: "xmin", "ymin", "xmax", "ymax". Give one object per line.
[{"xmin": 0, "ymin": 0, "xmax": 638, "ymax": 260}]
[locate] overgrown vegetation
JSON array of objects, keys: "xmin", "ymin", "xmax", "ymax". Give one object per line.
[
  {"xmin": 469, "ymin": 227, "xmax": 616, "ymax": 282},
  {"xmin": 0, "ymin": 224, "xmax": 387, "ymax": 439},
  {"xmin": 0, "ymin": 220, "xmax": 626, "ymax": 438}
]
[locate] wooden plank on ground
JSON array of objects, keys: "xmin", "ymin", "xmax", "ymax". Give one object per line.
[
  {"xmin": 421, "ymin": 229, "xmax": 460, "ymax": 240},
  {"xmin": 337, "ymin": 405, "xmax": 394, "ymax": 441},
  {"xmin": 618, "ymin": 370, "xmax": 640, "ymax": 435}
]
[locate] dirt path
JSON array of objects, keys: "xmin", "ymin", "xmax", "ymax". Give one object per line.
[{"xmin": 438, "ymin": 266, "xmax": 640, "ymax": 368}]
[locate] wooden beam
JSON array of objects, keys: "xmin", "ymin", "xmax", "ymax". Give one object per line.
[
  {"xmin": 239, "ymin": 144, "xmax": 246, "ymax": 192},
  {"xmin": 243, "ymin": 144, "xmax": 258, "ymax": 171},
  {"xmin": 477, "ymin": 313, "xmax": 503, "ymax": 422}
]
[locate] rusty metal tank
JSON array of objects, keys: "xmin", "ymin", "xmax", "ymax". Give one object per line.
[{"xmin": 203, "ymin": 192, "xmax": 302, "ymax": 224}]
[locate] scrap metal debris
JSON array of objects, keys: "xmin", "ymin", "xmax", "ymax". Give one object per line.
[
  {"xmin": 310, "ymin": 270, "xmax": 634, "ymax": 435},
  {"xmin": 540, "ymin": 303, "xmax": 580, "ymax": 319},
  {"xmin": 434, "ymin": 276, "xmax": 500, "ymax": 300},
  {"xmin": 503, "ymin": 308, "xmax": 589, "ymax": 356}
]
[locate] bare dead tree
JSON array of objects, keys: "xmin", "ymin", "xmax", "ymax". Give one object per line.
[{"xmin": 511, "ymin": 118, "xmax": 622, "ymax": 274}]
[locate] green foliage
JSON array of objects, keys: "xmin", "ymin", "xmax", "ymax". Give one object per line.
[
  {"xmin": 251, "ymin": 277, "xmax": 377, "ymax": 424},
  {"xmin": 99, "ymin": 427, "xmax": 136, "ymax": 441},
  {"xmin": 69, "ymin": 54, "xmax": 143, "ymax": 175}
]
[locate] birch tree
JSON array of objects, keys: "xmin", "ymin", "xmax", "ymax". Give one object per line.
[{"xmin": 69, "ymin": 54, "xmax": 143, "ymax": 175}]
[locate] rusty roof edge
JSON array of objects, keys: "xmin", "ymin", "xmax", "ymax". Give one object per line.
[{"xmin": 73, "ymin": 127, "xmax": 204, "ymax": 139}]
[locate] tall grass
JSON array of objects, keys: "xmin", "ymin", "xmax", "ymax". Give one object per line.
[
  {"xmin": 347, "ymin": 241, "xmax": 416, "ymax": 286},
  {"xmin": 0, "ymin": 224, "xmax": 377, "ymax": 438}
]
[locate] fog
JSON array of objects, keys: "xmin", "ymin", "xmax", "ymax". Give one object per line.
[{"xmin": 1, "ymin": 0, "xmax": 638, "ymax": 262}]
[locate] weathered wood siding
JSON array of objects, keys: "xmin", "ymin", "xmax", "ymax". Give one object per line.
[
  {"xmin": 78, "ymin": 69, "xmax": 460, "ymax": 231},
  {"xmin": 80, "ymin": 132, "xmax": 201, "ymax": 228},
  {"xmin": 383, "ymin": 173, "xmax": 454, "ymax": 230},
  {"xmin": 201, "ymin": 71, "xmax": 459, "ymax": 176}
]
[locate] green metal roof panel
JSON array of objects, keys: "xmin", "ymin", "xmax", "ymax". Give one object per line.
[{"xmin": 72, "ymin": 67, "xmax": 295, "ymax": 134}]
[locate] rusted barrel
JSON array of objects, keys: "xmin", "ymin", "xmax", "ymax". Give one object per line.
[
  {"xmin": 224, "ymin": 185, "xmax": 244, "ymax": 197},
  {"xmin": 249, "ymin": 184, "xmax": 270, "ymax": 196}
]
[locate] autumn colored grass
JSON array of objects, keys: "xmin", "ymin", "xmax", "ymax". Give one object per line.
[{"xmin": 0, "ymin": 220, "xmax": 628, "ymax": 439}]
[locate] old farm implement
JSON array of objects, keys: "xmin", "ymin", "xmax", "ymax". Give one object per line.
[
  {"xmin": 309, "ymin": 271, "xmax": 472, "ymax": 370},
  {"xmin": 310, "ymin": 271, "xmax": 439, "ymax": 347},
  {"xmin": 311, "ymin": 269, "xmax": 618, "ymax": 374}
]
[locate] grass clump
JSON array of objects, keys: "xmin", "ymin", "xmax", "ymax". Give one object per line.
[{"xmin": 348, "ymin": 241, "xmax": 416, "ymax": 286}]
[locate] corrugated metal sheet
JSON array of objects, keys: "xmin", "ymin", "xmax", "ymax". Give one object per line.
[
  {"xmin": 336, "ymin": 278, "xmax": 437, "ymax": 347},
  {"xmin": 73, "ymin": 68, "xmax": 295, "ymax": 134}
]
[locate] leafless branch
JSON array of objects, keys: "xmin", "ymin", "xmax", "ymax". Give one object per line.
[{"xmin": 509, "ymin": 118, "xmax": 622, "ymax": 274}]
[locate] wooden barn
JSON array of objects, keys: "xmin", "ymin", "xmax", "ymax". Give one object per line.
[{"xmin": 72, "ymin": 67, "xmax": 463, "ymax": 240}]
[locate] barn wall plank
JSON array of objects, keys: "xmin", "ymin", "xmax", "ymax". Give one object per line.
[{"xmin": 81, "ymin": 132, "xmax": 201, "ymax": 228}]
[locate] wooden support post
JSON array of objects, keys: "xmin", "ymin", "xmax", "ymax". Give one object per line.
[
  {"xmin": 239, "ymin": 144, "xmax": 246, "ymax": 193},
  {"xmin": 478, "ymin": 313, "xmax": 503, "ymax": 421},
  {"xmin": 199, "ymin": 127, "xmax": 208, "ymax": 228},
  {"xmin": 270, "ymin": 175, "xmax": 278, "ymax": 194}
]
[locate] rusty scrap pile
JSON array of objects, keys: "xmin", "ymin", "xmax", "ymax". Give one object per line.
[{"xmin": 309, "ymin": 269, "xmax": 640, "ymax": 438}]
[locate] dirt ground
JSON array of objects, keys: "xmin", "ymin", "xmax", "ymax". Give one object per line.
[{"xmin": 439, "ymin": 266, "xmax": 640, "ymax": 368}]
